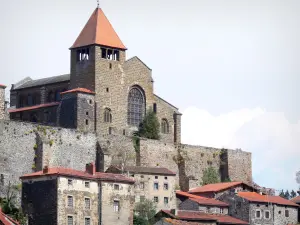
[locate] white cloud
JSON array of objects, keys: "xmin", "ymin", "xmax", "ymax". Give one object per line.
[{"xmin": 181, "ymin": 107, "xmax": 300, "ymax": 191}]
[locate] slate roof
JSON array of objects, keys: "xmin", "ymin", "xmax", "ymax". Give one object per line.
[
  {"xmin": 20, "ymin": 167, "xmax": 135, "ymax": 184},
  {"xmin": 238, "ymin": 192, "xmax": 299, "ymax": 207},
  {"xmin": 189, "ymin": 182, "xmax": 257, "ymax": 194},
  {"xmin": 107, "ymin": 165, "xmax": 176, "ymax": 176},
  {"xmin": 176, "ymin": 191, "xmax": 229, "ymax": 207},
  {"xmin": 8, "ymin": 102, "xmax": 60, "ymax": 113},
  {"xmin": 161, "ymin": 210, "xmax": 249, "ymax": 225},
  {"xmin": 71, "ymin": 8, "xmax": 126, "ymax": 50},
  {"xmin": 13, "ymin": 74, "xmax": 70, "ymax": 90},
  {"xmin": 61, "ymin": 88, "xmax": 95, "ymax": 95}
]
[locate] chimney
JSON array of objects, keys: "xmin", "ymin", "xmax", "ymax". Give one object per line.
[
  {"xmin": 86, "ymin": 162, "xmax": 95, "ymax": 175},
  {"xmin": 43, "ymin": 166, "xmax": 49, "ymax": 174}
]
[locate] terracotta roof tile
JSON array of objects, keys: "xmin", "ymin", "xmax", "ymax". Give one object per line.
[
  {"xmin": 176, "ymin": 191, "xmax": 228, "ymax": 207},
  {"xmin": 163, "ymin": 218, "xmax": 207, "ymax": 225},
  {"xmin": 161, "ymin": 210, "xmax": 248, "ymax": 225},
  {"xmin": 71, "ymin": 8, "xmax": 126, "ymax": 50},
  {"xmin": 0, "ymin": 208, "xmax": 20, "ymax": 225},
  {"xmin": 60, "ymin": 88, "xmax": 95, "ymax": 95},
  {"xmin": 108, "ymin": 165, "xmax": 176, "ymax": 176},
  {"xmin": 20, "ymin": 167, "xmax": 134, "ymax": 184},
  {"xmin": 291, "ymin": 196, "xmax": 300, "ymax": 204},
  {"xmin": 189, "ymin": 182, "xmax": 256, "ymax": 194},
  {"xmin": 238, "ymin": 192, "xmax": 299, "ymax": 207},
  {"xmin": 8, "ymin": 102, "xmax": 60, "ymax": 113}
]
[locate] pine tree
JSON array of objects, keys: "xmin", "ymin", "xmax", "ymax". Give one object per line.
[
  {"xmin": 290, "ymin": 190, "xmax": 297, "ymax": 199},
  {"xmin": 279, "ymin": 190, "xmax": 285, "ymax": 198},
  {"xmin": 137, "ymin": 110, "xmax": 160, "ymax": 140},
  {"xmin": 284, "ymin": 190, "xmax": 290, "ymax": 200}
]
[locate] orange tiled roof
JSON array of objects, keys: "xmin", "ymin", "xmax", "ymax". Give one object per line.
[
  {"xmin": 20, "ymin": 167, "xmax": 134, "ymax": 184},
  {"xmin": 238, "ymin": 192, "xmax": 299, "ymax": 207},
  {"xmin": 60, "ymin": 88, "xmax": 95, "ymax": 95},
  {"xmin": 176, "ymin": 191, "xmax": 228, "ymax": 207},
  {"xmin": 291, "ymin": 196, "xmax": 300, "ymax": 204},
  {"xmin": 71, "ymin": 8, "xmax": 126, "ymax": 50},
  {"xmin": 162, "ymin": 210, "xmax": 248, "ymax": 225},
  {"xmin": 8, "ymin": 102, "xmax": 60, "ymax": 113},
  {"xmin": 163, "ymin": 218, "xmax": 207, "ymax": 225},
  {"xmin": 189, "ymin": 182, "xmax": 256, "ymax": 194},
  {"xmin": 0, "ymin": 208, "xmax": 20, "ymax": 225}
]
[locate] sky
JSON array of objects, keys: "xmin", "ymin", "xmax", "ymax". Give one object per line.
[{"xmin": 0, "ymin": 0, "xmax": 299, "ymax": 192}]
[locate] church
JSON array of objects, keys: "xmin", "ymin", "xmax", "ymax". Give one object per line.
[{"xmin": 8, "ymin": 7, "xmax": 182, "ymax": 144}]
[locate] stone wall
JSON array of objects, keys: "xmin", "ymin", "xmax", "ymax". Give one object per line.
[
  {"xmin": 0, "ymin": 86, "xmax": 5, "ymax": 120},
  {"xmin": 273, "ymin": 205, "xmax": 298, "ymax": 225}
]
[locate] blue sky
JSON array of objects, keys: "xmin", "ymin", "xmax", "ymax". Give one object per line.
[{"xmin": 0, "ymin": 0, "xmax": 299, "ymax": 192}]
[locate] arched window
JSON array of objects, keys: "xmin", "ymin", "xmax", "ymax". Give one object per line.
[
  {"xmin": 127, "ymin": 86, "xmax": 145, "ymax": 126},
  {"xmin": 161, "ymin": 119, "xmax": 169, "ymax": 134},
  {"xmin": 104, "ymin": 108, "xmax": 112, "ymax": 123}
]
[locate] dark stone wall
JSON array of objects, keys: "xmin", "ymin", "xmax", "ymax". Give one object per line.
[
  {"xmin": 77, "ymin": 93, "xmax": 95, "ymax": 132},
  {"xmin": 22, "ymin": 178, "xmax": 57, "ymax": 225},
  {"xmin": 59, "ymin": 94, "xmax": 77, "ymax": 128},
  {"xmin": 178, "ymin": 199, "xmax": 199, "ymax": 211}
]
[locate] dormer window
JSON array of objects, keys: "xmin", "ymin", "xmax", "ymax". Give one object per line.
[
  {"xmin": 77, "ymin": 48, "xmax": 90, "ymax": 62},
  {"xmin": 101, "ymin": 47, "xmax": 119, "ymax": 61}
]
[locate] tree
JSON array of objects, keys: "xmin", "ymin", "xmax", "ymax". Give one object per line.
[
  {"xmin": 137, "ymin": 110, "xmax": 160, "ymax": 140},
  {"xmin": 133, "ymin": 215, "xmax": 148, "ymax": 225},
  {"xmin": 290, "ymin": 190, "xmax": 297, "ymax": 199},
  {"xmin": 201, "ymin": 166, "xmax": 220, "ymax": 185},
  {"xmin": 296, "ymin": 170, "xmax": 300, "ymax": 187},
  {"xmin": 284, "ymin": 190, "xmax": 290, "ymax": 200},
  {"xmin": 134, "ymin": 199, "xmax": 156, "ymax": 222},
  {"xmin": 279, "ymin": 190, "xmax": 285, "ymax": 198}
]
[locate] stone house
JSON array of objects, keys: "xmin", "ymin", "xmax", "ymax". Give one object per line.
[
  {"xmin": 20, "ymin": 163, "xmax": 135, "ymax": 225},
  {"xmin": 106, "ymin": 165, "xmax": 177, "ymax": 211},
  {"xmin": 154, "ymin": 210, "xmax": 249, "ymax": 225},
  {"xmin": 0, "ymin": 208, "xmax": 19, "ymax": 225},
  {"xmin": 155, "ymin": 217, "xmax": 217, "ymax": 225},
  {"xmin": 218, "ymin": 191, "xmax": 299, "ymax": 225},
  {"xmin": 8, "ymin": 6, "xmax": 182, "ymax": 144},
  {"xmin": 189, "ymin": 182, "xmax": 257, "ymax": 199},
  {"xmin": 291, "ymin": 195, "xmax": 300, "ymax": 223},
  {"xmin": 176, "ymin": 191, "xmax": 229, "ymax": 215}
]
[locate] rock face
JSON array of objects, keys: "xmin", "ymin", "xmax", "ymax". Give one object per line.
[{"xmin": 0, "ymin": 120, "xmax": 252, "ymax": 197}]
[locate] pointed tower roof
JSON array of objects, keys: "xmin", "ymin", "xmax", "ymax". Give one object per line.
[{"xmin": 71, "ymin": 8, "xmax": 126, "ymax": 50}]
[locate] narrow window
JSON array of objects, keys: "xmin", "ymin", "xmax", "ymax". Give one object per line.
[
  {"xmin": 164, "ymin": 197, "xmax": 169, "ymax": 205},
  {"xmin": 109, "ymin": 127, "xmax": 112, "ymax": 134},
  {"xmin": 101, "ymin": 48, "xmax": 107, "ymax": 59},
  {"xmin": 113, "ymin": 50, "xmax": 120, "ymax": 61},
  {"xmin": 220, "ymin": 208, "xmax": 224, "ymax": 214},
  {"xmin": 127, "ymin": 86, "xmax": 145, "ymax": 126},
  {"xmin": 155, "ymin": 176, "xmax": 158, "ymax": 179},
  {"xmin": 67, "ymin": 196, "xmax": 73, "ymax": 208},
  {"xmin": 163, "ymin": 183, "xmax": 169, "ymax": 190},
  {"xmin": 68, "ymin": 179, "xmax": 72, "ymax": 186},
  {"xmin": 86, "ymin": 119, "xmax": 89, "ymax": 125},
  {"xmin": 85, "ymin": 198, "xmax": 91, "ymax": 210},
  {"xmin": 154, "ymin": 182, "xmax": 159, "ymax": 190},
  {"xmin": 89, "ymin": 100, "xmax": 93, "ymax": 104},
  {"xmin": 67, "ymin": 216, "xmax": 73, "ymax": 225},
  {"xmin": 265, "ymin": 211, "xmax": 270, "ymax": 219},
  {"xmin": 106, "ymin": 88, "xmax": 109, "ymax": 92},
  {"xmin": 107, "ymin": 49, "xmax": 113, "ymax": 60},
  {"xmin": 85, "ymin": 182, "xmax": 90, "ymax": 188},
  {"xmin": 153, "ymin": 196, "xmax": 159, "ymax": 203},
  {"xmin": 109, "ymin": 63, "xmax": 112, "ymax": 69},
  {"xmin": 114, "ymin": 184, "xmax": 120, "ymax": 190},
  {"xmin": 161, "ymin": 119, "xmax": 169, "ymax": 134},
  {"xmin": 104, "ymin": 108, "xmax": 112, "ymax": 123},
  {"xmin": 113, "ymin": 200, "xmax": 120, "ymax": 212},
  {"xmin": 153, "ymin": 103, "xmax": 157, "ymax": 113},
  {"xmin": 255, "ymin": 210, "xmax": 261, "ymax": 218},
  {"xmin": 0, "ymin": 174, "xmax": 4, "ymax": 185},
  {"xmin": 140, "ymin": 182, "xmax": 144, "ymax": 190},
  {"xmin": 123, "ymin": 129, "xmax": 126, "ymax": 135},
  {"xmin": 285, "ymin": 210, "xmax": 289, "ymax": 217},
  {"xmin": 84, "ymin": 217, "xmax": 91, "ymax": 225},
  {"xmin": 86, "ymin": 112, "xmax": 89, "ymax": 116}
]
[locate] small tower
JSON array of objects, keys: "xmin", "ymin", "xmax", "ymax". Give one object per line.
[
  {"xmin": 59, "ymin": 88, "xmax": 95, "ymax": 132},
  {"xmin": 0, "ymin": 84, "xmax": 6, "ymax": 120}
]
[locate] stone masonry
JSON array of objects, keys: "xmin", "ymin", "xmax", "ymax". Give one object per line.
[{"xmin": 0, "ymin": 85, "xmax": 6, "ymax": 120}]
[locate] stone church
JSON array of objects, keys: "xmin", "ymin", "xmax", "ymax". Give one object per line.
[{"xmin": 8, "ymin": 7, "xmax": 181, "ymax": 144}]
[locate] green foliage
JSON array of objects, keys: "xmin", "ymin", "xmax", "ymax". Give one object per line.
[
  {"xmin": 290, "ymin": 190, "xmax": 297, "ymax": 199},
  {"xmin": 223, "ymin": 177, "xmax": 231, "ymax": 182},
  {"xmin": 33, "ymin": 144, "xmax": 38, "ymax": 150},
  {"xmin": 279, "ymin": 190, "xmax": 285, "ymax": 198},
  {"xmin": 49, "ymin": 140, "xmax": 54, "ymax": 147},
  {"xmin": 284, "ymin": 190, "xmax": 291, "ymax": 199},
  {"xmin": 133, "ymin": 135, "xmax": 141, "ymax": 153},
  {"xmin": 133, "ymin": 215, "xmax": 148, "ymax": 225},
  {"xmin": 137, "ymin": 110, "xmax": 160, "ymax": 140},
  {"xmin": 134, "ymin": 199, "xmax": 156, "ymax": 221},
  {"xmin": 201, "ymin": 166, "xmax": 220, "ymax": 185}
]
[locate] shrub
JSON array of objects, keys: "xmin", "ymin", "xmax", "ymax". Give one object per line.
[{"xmin": 137, "ymin": 110, "xmax": 160, "ymax": 140}]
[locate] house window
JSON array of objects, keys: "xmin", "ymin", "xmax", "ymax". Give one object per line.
[
  {"xmin": 154, "ymin": 196, "xmax": 159, "ymax": 203},
  {"xmin": 220, "ymin": 208, "xmax": 224, "ymax": 214},
  {"xmin": 106, "ymin": 87, "xmax": 109, "ymax": 92},
  {"xmin": 114, "ymin": 184, "xmax": 120, "ymax": 190},
  {"xmin": 163, "ymin": 183, "xmax": 169, "ymax": 190},
  {"xmin": 285, "ymin": 209, "xmax": 289, "ymax": 217},
  {"xmin": 67, "ymin": 196, "xmax": 73, "ymax": 208},
  {"xmin": 153, "ymin": 103, "xmax": 157, "ymax": 113},
  {"xmin": 27, "ymin": 94, "xmax": 33, "ymax": 106},
  {"xmin": 77, "ymin": 48, "xmax": 90, "ymax": 61},
  {"xmin": 265, "ymin": 211, "xmax": 270, "ymax": 219},
  {"xmin": 164, "ymin": 197, "xmax": 169, "ymax": 205},
  {"xmin": 154, "ymin": 182, "xmax": 159, "ymax": 190},
  {"xmin": 86, "ymin": 112, "xmax": 89, "ymax": 116},
  {"xmin": 85, "ymin": 182, "xmax": 90, "ymax": 188},
  {"xmin": 86, "ymin": 119, "xmax": 89, "ymax": 125},
  {"xmin": 155, "ymin": 176, "xmax": 158, "ymax": 179},
  {"xmin": 85, "ymin": 198, "xmax": 90, "ymax": 210},
  {"xmin": 84, "ymin": 217, "xmax": 91, "ymax": 225},
  {"xmin": 109, "ymin": 63, "xmax": 112, "ymax": 69},
  {"xmin": 104, "ymin": 108, "xmax": 112, "ymax": 123},
  {"xmin": 127, "ymin": 86, "xmax": 145, "ymax": 126},
  {"xmin": 161, "ymin": 119, "xmax": 169, "ymax": 134},
  {"xmin": 68, "ymin": 179, "xmax": 72, "ymax": 186},
  {"xmin": 140, "ymin": 182, "xmax": 144, "ymax": 190},
  {"xmin": 113, "ymin": 200, "xmax": 120, "ymax": 212},
  {"xmin": 140, "ymin": 196, "xmax": 145, "ymax": 202},
  {"xmin": 255, "ymin": 210, "xmax": 261, "ymax": 218},
  {"xmin": 67, "ymin": 216, "xmax": 73, "ymax": 225}
]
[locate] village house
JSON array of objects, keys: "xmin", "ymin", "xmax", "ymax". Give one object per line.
[
  {"xmin": 291, "ymin": 195, "xmax": 300, "ymax": 223},
  {"xmin": 189, "ymin": 182, "xmax": 258, "ymax": 198},
  {"xmin": 20, "ymin": 163, "xmax": 135, "ymax": 225},
  {"xmin": 106, "ymin": 165, "xmax": 177, "ymax": 211},
  {"xmin": 218, "ymin": 191, "xmax": 299, "ymax": 225}
]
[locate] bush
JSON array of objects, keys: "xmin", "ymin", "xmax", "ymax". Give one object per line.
[
  {"xmin": 133, "ymin": 215, "xmax": 148, "ymax": 225},
  {"xmin": 137, "ymin": 110, "xmax": 160, "ymax": 140},
  {"xmin": 134, "ymin": 199, "xmax": 156, "ymax": 221},
  {"xmin": 201, "ymin": 166, "xmax": 220, "ymax": 185}
]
